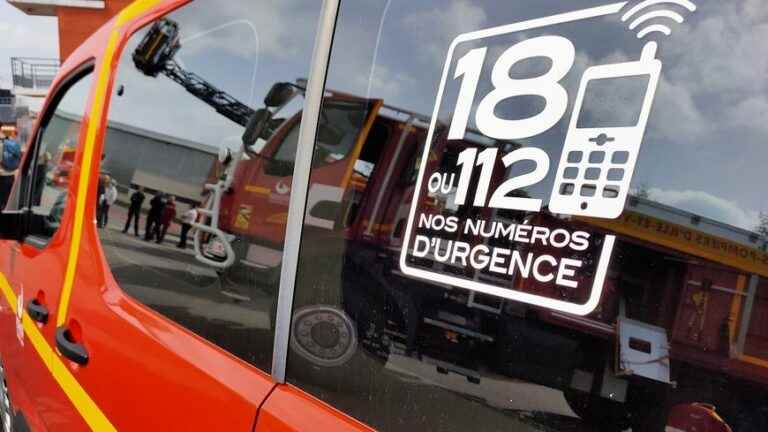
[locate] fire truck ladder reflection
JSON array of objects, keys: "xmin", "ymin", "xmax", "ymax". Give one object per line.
[{"xmin": 132, "ymin": 17, "xmax": 306, "ymax": 269}]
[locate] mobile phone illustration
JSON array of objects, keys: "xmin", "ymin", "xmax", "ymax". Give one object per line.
[{"xmin": 549, "ymin": 42, "xmax": 661, "ymax": 219}]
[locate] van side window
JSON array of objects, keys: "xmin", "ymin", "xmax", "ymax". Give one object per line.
[
  {"xmin": 96, "ymin": 1, "xmax": 323, "ymax": 372},
  {"xmin": 285, "ymin": 2, "xmax": 768, "ymax": 432},
  {"xmin": 21, "ymin": 69, "xmax": 93, "ymax": 245}
]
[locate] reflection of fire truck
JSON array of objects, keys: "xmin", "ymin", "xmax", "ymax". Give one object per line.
[
  {"xmin": 207, "ymin": 100, "xmax": 513, "ymax": 281},
  {"xmin": 291, "ymin": 125, "xmax": 766, "ymax": 432},
  {"xmin": 49, "ymin": 145, "xmax": 76, "ymax": 186},
  {"xmin": 133, "ymin": 17, "xmax": 758, "ymax": 432},
  {"xmin": 201, "ymin": 94, "xmax": 763, "ymax": 430}
]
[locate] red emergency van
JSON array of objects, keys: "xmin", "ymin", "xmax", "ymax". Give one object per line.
[{"xmin": 0, "ymin": 0, "xmax": 765, "ymax": 431}]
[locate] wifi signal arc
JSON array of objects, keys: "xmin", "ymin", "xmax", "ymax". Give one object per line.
[
  {"xmin": 628, "ymin": 10, "xmax": 684, "ymax": 30},
  {"xmin": 636, "ymin": 24, "xmax": 671, "ymax": 39},
  {"xmin": 621, "ymin": 0, "xmax": 697, "ymax": 39}
]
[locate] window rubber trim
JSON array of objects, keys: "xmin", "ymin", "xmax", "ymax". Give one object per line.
[{"xmin": 270, "ymin": 0, "xmax": 341, "ymax": 383}]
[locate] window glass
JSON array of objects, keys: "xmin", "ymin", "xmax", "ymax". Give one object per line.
[
  {"xmin": 273, "ymin": 100, "xmax": 376, "ymax": 170},
  {"xmin": 273, "ymin": 124, "xmax": 301, "ymax": 164},
  {"xmin": 97, "ymin": 0, "xmax": 322, "ymax": 372},
  {"xmin": 15, "ymin": 69, "xmax": 93, "ymax": 242},
  {"xmin": 288, "ymin": 1, "xmax": 768, "ymax": 431}
]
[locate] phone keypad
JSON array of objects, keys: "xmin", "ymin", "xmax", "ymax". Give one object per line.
[
  {"xmin": 607, "ymin": 168, "xmax": 625, "ymax": 181},
  {"xmin": 560, "ymin": 183, "xmax": 575, "ymax": 195},
  {"xmin": 603, "ymin": 186, "xmax": 620, "ymax": 198},
  {"xmin": 567, "ymin": 151, "xmax": 583, "ymax": 163},
  {"xmin": 558, "ymin": 149, "xmax": 628, "ymax": 200},
  {"xmin": 588, "ymin": 151, "xmax": 605, "ymax": 163},
  {"xmin": 612, "ymin": 151, "xmax": 629, "ymax": 164},
  {"xmin": 563, "ymin": 167, "xmax": 579, "ymax": 179},
  {"xmin": 585, "ymin": 168, "xmax": 601, "ymax": 180},
  {"xmin": 580, "ymin": 184, "xmax": 597, "ymax": 197}
]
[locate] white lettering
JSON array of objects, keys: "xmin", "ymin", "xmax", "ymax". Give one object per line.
[
  {"xmin": 509, "ymin": 250, "xmax": 533, "ymax": 278},
  {"xmin": 451, "ymin": 241, "xmax": 470, "ymax": 266},
  {"xmin": 514, "ymin": 224, "xmax": 532, "ymax": 243},
  {"xmin": 445, "ymin": 216, "xmax": 459, "ymax": 233},
  {"xmin": 531, "ymin": 226, "xmax": 550, "ymax": 246},
  {"xmin": 470, "ymin": 245, "xmax": 491, "ymax": 269},
  {"xmin": 570, "ymin": 231, "xmax": 590, "ymax": 251},
  {"xmin": 556, "ymin": 258, "xmax": 582, "ymax": 288},
  {"xmin": 465, "ymin": 219, "xmax": 483, "ymax": 236},
  {"xmin": 495, "ymin": 221, "xmax": 515, "ymax": 240},
  {"xmin": 533, "ymin": 254, "xmax": 557, "ymax": 283},
  {"xmin": 489, "ymin": 248, "xmax": 510, "ymax": 274},
  {"xmin": 413, "ymin": 235, "xmax": 431, "ymax": 257},
  {"xmin": 550, "ymin": 228, "xmax": 570, "ymax": 248},
  {"xmin": 434, "ymin": 239, "xmax": 451, "ymax": 262}
]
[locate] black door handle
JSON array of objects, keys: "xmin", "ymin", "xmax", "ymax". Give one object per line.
[
  {"xmin": 26, "ymin": 299, "xmax": 49, "ymax": 324},
  {"xmin": 55, "ymin": 326, "xmax": 89, "ymax": 365}
]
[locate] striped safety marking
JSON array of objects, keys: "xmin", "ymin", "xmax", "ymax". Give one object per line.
[{"xmin": 1, "ymin": 274, "xmax": 116, "ymax": 431}]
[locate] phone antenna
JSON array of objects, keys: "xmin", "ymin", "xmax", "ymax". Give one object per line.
[{"xmin": 642, "ymin": 41, "xmax": 658, "ymax": 60}]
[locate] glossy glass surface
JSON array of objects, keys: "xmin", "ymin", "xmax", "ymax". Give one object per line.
[
  {"xmin": 96, "ymin": 0, "xmax": 322, "ymax": 372},
  {"xmin": 286, "ymin": 1, "xmax": 768, "ymax": 431},
  {"xmin": 23, "ymin": 70, "xmax": 93, "ymax": 243}
]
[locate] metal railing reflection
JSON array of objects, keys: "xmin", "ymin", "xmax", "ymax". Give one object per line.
[{"xmin": 11, "ymin": 57, "xmax": 60, "ymax": 96}]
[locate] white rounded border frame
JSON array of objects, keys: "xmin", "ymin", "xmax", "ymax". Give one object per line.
[{"xmin": 398, "ymin": 2, "xmax": 629, "ymax": 317}]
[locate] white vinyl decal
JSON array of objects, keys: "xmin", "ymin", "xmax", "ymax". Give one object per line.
[
  {"xmin": 399, "ymin": 1, "xmax": 696, "ymax": 315},
  {"xmin": 548, "ymin": 41, "xmax": 661, "ymax": 218}
]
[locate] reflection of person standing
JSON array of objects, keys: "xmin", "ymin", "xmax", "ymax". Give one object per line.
[
  {"xmin": 122, "ymin": 186, "xmax": 145, "ymax": 236},
  {"xmin": 145, "ymin": 192, "xmax": 166, "ymax": 241},
  {"xmin": 33, "ymin": 151, "xmax": 52, "ymax": 206},
  {"xmin": 158, "ymin": 195, "xmax": 176, "ymax": 243},
  {"xmin": 96, "ymin": 173, "xmax": 106, "ymax": 226},
  {"xmin": 177, "ymin": 204, "xmax": 198, "ymax": 249},
  {"xmin": 97, "ymin": 179, "xmax": 117, "ymax": 228},
  {"xmin": 0, "ymin": 132, "xmax": 20, "ymax": 210}
]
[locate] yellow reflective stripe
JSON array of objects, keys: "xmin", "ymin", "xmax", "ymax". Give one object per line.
[
  {"xmin": 340, "ymin": 100, "xmax": 383, "ymax": 191},
  {"xmin": 0, "ymin": 274, "xmax": 117, "ymax": 431},
  {"xmin": 740, "ymin": 354, "xmax": 768, "ymax": 369},
  {"xmin": 244, "ymin": 185, "xmax": 271, "ymax": 195},
  {"xmin": 0, "ymin": 273, "xmax": 17, "ymax": 316},
  {"xmin": 265, "ymin": 213, "xmax": 288, "ymax": 225},
  {"xmin": 579, "ymin": 212, "xmax": 768, "ymax": 278},
  {"xmin": 728, "ymin": 275, "xmax": 747, "ymax": 345},
  {"xmin": 56, "ymin": 30, "xmax": 118, "ymax": 327},
  {"xmin": 117, "ymin": 0, "xmax": 163, "ymax": 26},
  {"xmin": 57, "ymin": 0, "xmax": 163, "ymax": 327}
]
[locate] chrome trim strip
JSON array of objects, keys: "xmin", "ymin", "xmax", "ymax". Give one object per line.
[{"xmin": 271, "ymin": 0, "xmax": 340, "ymax": 383}]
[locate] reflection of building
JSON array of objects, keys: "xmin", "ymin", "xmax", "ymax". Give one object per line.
[
  {"xmin": 9, "ymin": 58, "xmax": 57, "ymax": 144},
  {"xmin": 10, "ymin": 57, "xmax": 59, "ymax": 97},
  {"xmin": 0, "ymin": 89, "xmax": 15, "ymax": 126},
  {"xmin": 7, "ymin": 1, "xmax": 132, "ymax": 138},
  {"xmin": 7, "ymin": 0, "xmax": 133, "ymax": 61},
  {"xmin": 54, "ymin": 111, "xmax": 216, "ymax": 204}
]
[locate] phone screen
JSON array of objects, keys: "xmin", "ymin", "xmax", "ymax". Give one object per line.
[{"xmin": 576, "ymin": 75, "xmax": 650, "ymax": 129}]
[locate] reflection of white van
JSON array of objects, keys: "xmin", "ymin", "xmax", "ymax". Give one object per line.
[{"xmin": 0, "ymin": 1, "xmax": 763, "ymax": 432}]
